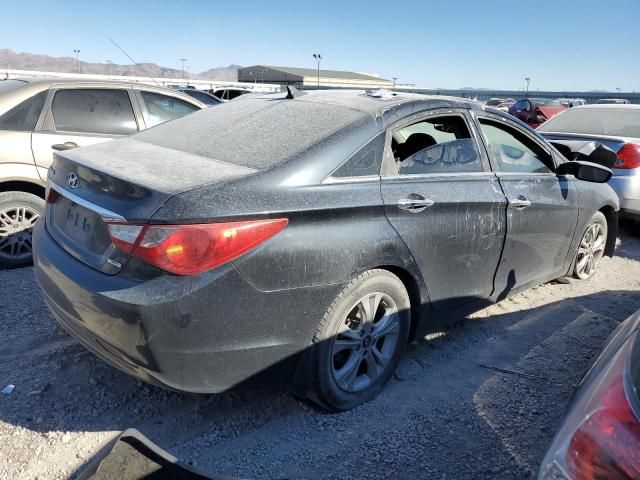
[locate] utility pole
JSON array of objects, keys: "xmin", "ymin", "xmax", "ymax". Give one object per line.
[
  {"xmin": 392, "ymin": 77, "xmax": 398, "ymax": 90},
  {"xmin": 180, "ymin": 58, "xmax": 187, "ymax": 79},
  {"xmin": 257, "ymin": 66, "xmax": 267, "ymax": 84},
  {"xmin": 106, "ymin": 59, "xmax": 112, "ymax": 76},
  {"xmin": 74, "ymin": 49, "xmax": 80, "ymax": 73},
  {"xmin": 313, "ymin": 53, "xmax": 322, "ymax": 87},
  {"xmin": 525, "ymin": 77, "xmax": 531, "ymax": 93}
]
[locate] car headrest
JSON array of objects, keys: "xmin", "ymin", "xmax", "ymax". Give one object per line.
[{"xmin": 398, "ymin": 133, "xmax": 437, "ymax": 161}]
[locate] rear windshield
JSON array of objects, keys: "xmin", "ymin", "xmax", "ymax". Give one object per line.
[
  {"xmin": 133, "ymin": 96, "xmax": 364, "ymax": 170},
  {"xmin": 0, "ymin": 79, "xmax": 28, "ymax": 95},
  {"xmin": 531, "ymin": 99, "xmax": 563, "ymax": 107},
  {"xmin": 538, "ymin": 108, "xmax": 640, "ymax": 138}
]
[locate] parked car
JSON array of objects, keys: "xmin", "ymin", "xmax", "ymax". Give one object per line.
[
  {"xmin": 0, "ymin": 78, "xmax": 205, "ymax": 268},
  {"xmin": 538, "ymin": 309, "xmax": 640, "ymax": 480},
  {"xmin": 508, "ymin": 98, "xmax": 566, "ymax": 128},
  {"xmin": 485, "ymin": 97, "xmax": 514, "ymax": 107},
  {"xmin": 171, "ymin": 87, "xmax": 223, "ymax": 106},
  {"xmin": 209, "ymin": 87, "xmax": 252, "ymax": 101},
  {"xmin": 539, "ymin": 104, "xmax": 640, "ymax": 218},
  {"xmin": 496, "ymin": 101, "xmax": 514, "ymax": 112},
  {"xmin": 557, "ymin": 98, "xmax": 587, "ymax": 108},
  {"xmin": 34, "ymin": 90, "xmax": 618, "ymax": 411},
  {"xmin": 596, "ymin": 98, "xmax": 630, "ymax": 105}
]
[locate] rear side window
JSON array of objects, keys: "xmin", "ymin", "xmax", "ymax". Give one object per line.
[
  {"xmin": 479, "ymin": 119, "xmax": 552, "ymax": 173},
  {"xmin": 51, "ymin": 89, "xmax": 137, "ymax": 135},
  {"xmin": 331, "ymin": 133, "xmax": 385, "ymax": 178},
  {"xmin": 393, "ymin": 115, "xmax": 483, "ymax": 175},
  {"xmin": 140, "ymin": 91, "xmax": 199, "ymax": 127},
  {"xmin": 0, "ymin": 91, "xmax": 47, "ymax": 132}
]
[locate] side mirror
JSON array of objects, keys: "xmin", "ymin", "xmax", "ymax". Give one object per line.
[{"xmin": 556, "ymin": 160, "xmax": 612, "ymax": 183}]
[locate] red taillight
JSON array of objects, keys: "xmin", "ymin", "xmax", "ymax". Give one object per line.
[
  {"xmin": 567, "ymin": 373, "xmax": 640, "ymax": 480},
  {"xmin": 615, "ymin": 144, "xmax": 640, "ymax": 169},
  {"xmin": 107, "ymin": 219, "xmax": 288, "ymax": 275}
]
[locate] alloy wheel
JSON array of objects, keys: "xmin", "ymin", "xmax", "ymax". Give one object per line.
[
  {"xmin": 0, "ymin": 206, "xmax": 40, "ymax": 263},
  {"xmin": 330, "ymin": 292, "xmax": 401, "ymax": 393},
  {"xmin": 575, "ymin": 222, "xmax": 606, "ymax": 280}
]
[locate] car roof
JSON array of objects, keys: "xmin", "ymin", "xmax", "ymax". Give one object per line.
[
  {"xmin": 0, "ymin": 76, "xmax": 206, "ymax": 109},
  {"xmin": 572, "ymin": 103, "xmax": 640, "ymax": 110}
]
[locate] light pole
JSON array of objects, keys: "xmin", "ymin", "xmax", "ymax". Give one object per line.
[
  {"xmin": 616, "ymin": 87, "xmax": 622, "ymax": 94},
  {"xmin": 73, "ymin": 49, "xmax": 80, "ymax": 73},
  {"xmin": 392, "ymin": 77, "xmax": 398, "ymax": 90},
  {"xmin": 312, "ymin": 53, "xmax": 322, "ymax": 87},
  {"xmin": 257, "ymin": 66, "xmax": 267, "ymax": 84},
  {"xmin": 106, "ymin": 59, "xmax": 112, "ymax": 76},
  {"xmin": 525, "ymin": 77, "xmax": 531, "ymax": 93},
  {"xmin": 180, "ymin": 58, "xmax": 187, "ymax": 79}
]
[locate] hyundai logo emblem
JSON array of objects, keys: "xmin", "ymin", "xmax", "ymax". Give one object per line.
[{"xmin": 67, "ymin": 172, "xmax": 79, "ymax": 189}]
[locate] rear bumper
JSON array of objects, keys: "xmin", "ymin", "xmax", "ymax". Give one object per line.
[
  {"xmin": 609, "ymin": 173, "xmax": 640, "ymax": 216},
  {"xmin": 33, "ymin": 220, "xmax": 336, "ymax": 393}
]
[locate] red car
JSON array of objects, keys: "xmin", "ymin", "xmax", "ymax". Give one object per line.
[{"xmin": 508, "ymin": 98, "xmax": 566, "ymax": 128}]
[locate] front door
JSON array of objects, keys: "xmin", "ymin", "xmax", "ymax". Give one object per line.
[
  {"xmin": 476, "ymin": 115, "xmax": 579, "ymax": 296},
  {"xmin": 381, "ymin": 111, "xmax": 507, "ymax": 311},
  {"xmin": 31, "ymin": 88, "xmax": 139, "ymax": 180}
]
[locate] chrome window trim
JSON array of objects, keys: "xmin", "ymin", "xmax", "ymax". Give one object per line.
[
  {"xmin": 322, "ymin": 175, "xmax": 380, "ymax": 185},
  {"xmin": 49, "ymin": 180, "xmax": 126, "ymax": 223},
  {"xmin": 381, "ymin": 171, "xmax": 497, "ymax": 181}
]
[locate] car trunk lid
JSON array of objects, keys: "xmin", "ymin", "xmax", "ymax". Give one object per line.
[{"xmin": 45, "ymin": 138, "xmax": 258, "ymax": 274}]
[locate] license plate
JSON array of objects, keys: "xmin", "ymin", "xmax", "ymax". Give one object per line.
[{"xmin": 51, "ymin": 197, "xmax": 97, "ymax": 243}]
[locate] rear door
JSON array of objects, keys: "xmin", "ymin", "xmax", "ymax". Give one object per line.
[
  {"xmin": 380, "ymin": 109, "xmax": 507, "ymax": 311},
  {"xmin": 31, "ymin": 87, "xmax": 140, "ymax": 179},
  {"xmin": 475, "ymin": 113, "xmax": 580, "ymax": 295}
]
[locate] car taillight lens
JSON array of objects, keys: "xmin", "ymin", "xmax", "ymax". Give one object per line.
[
  {"xmin": 107, "ymin": 219, "xmax": 288, "ymax": 275},
  {"xmin": 615, "ymin": 144, "xmax": 640, "ymax": 169},
  {"xmin": 539, "ymin": 332, "xmax": 640, "ymax": 480}
]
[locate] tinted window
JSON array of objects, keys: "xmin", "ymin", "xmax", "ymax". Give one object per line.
[
  {"xmin": 513, "ymin": 100, "xmax": 529, "ymax": 111},
  {"xmin": 0, "ymin": 91, "xmax": 47, "ymax": 131},
  {"xmin": 331, "ymin": 133, "xmax": 385, "ymax": 178},
  {"xmin": 183, "ymin": 90, "xmax": 221, "ymax": 105},
  {"xmin": 479, "ymin": 119, "xmax": 552, "ymax": 173},
  {"xmin": 51, "ymin": 89, "xmax": 137, "ymax": 135},
  {"xmin": 394, "ymin": 115, "xmax": 482, "ymax": 175},
  {"xmin": 227, "ymin": 90, "xmax": 247, "ymax": 100},
  {"xmin": 140, "ymin": 91, "xmax": 199, "ymax": 127},
  {"xmin": 0, "ymin": 79, "xmax": 29, "ymax": 95},
  {"xmin": 538, "ymin": 108, "xmax": 640, "ymax": 138}
]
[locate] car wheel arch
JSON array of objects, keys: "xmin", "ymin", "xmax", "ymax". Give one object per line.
[
  {"xmin": 0, "ymin": 180, "xmax": 46, "ymax": 199},
  {"xmin": 599, "ymin": 204, "xmax": 618, "ymax": 258}
]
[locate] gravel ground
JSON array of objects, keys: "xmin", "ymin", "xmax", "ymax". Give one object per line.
[{"xmin": 1, "ymin": 221, "xmax": 639, "ymax": 480}]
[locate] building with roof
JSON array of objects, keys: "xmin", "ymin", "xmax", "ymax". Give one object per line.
[{"xmin": 238, "ymin": 65, "xmax": 393, "ymax": 89}]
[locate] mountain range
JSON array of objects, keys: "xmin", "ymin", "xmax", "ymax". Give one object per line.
[{"xmin": 0, "ymin": 49, "xmax": 240, "ymax": 81}]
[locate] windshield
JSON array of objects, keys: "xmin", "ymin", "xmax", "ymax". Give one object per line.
[
  {"xmin": 0, "ymin": 79, "xmax": 28, "ymax": 95},
  {"xmin": 539, "ymin": 108, "xmax": 640, "ymax": 138},
  {"xmin": 531, "ymin": 98, "xmax": 563, "ymax": 107}
]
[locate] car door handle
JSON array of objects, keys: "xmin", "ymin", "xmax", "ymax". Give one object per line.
[
  {"xmin": 397, "ymin": 195, "xmax": 435, "ymax": 212},
  {"xmin": 51, "ymin": 142, "xmax": 78, "ymax": 151},
  {"xmin": 510, "ymin": 195, "xmax": 531, "ymax": 209}
]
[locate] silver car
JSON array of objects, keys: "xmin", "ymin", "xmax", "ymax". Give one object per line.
[
  {"xmin": 538, "ymin": 104, "xmax": 640, "ymax": 218},
  {"xmin": 0, "ymin": 78, "xmax": 205, "ymax": 267}
]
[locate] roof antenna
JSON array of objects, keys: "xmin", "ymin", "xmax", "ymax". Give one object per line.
[
  {"xmin": 286, "ymin": 85, "xmax": 307, "ymax": 99},
  {"xmin": 107, "ymin": 37, "xmax": 161, "ymax": 86}
]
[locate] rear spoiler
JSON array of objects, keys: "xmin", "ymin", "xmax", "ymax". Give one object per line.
[
  {"xmin": 75, "ymin": 429, "xmax": 234, "ymax": 480},
  {"xmin": 549, "ymin": 140, "xmax": 617, "ymax": 168}
]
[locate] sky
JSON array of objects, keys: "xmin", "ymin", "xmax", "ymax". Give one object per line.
[{"xmin": 2, "ymin": 0, "xmax": 639, "ymax": 92}]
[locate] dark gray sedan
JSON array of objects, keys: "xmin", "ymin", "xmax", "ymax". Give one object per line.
[{"xmin": 34, "ymin": 90, "xmax": 619, "ymax": 411}]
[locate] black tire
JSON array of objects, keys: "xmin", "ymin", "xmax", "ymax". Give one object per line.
[
  {"xmin": 309, "ymin": 269, "xmax": 410, "ymax": 411},
  {"xmin": 0, "ymin": 191, "xmax": 44, "ymax": 269},
  {"xmin": 572, "ymin": 211, "xmax": 607, "ymax": 281}
]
